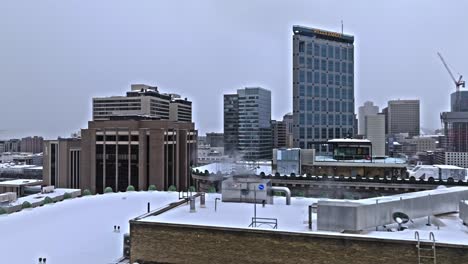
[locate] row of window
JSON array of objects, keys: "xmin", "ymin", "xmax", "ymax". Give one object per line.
[
  {"xmin": 298, "ymin": 42, "xmax": 353, "ymax": 61},
  {"xmin": 299, "ymin": 99, "xmax": 354, "ymax": 113},
  {"xmin": 298, "ymin": 57, "xmax": 353, "ymax": 74},
  {"xmin": 299, "ymin": 85, "xmax": 353, "ymax": 100},
  {"xmin": 298, "ymin": 127, "xmax": 354, "ymax": 140},
  {"xmin": 299, "ymin": 113, "xmax": 354, "ymax": 126},
  {"xmin": 299, "ymin": 71, "xmax": 353, "ymax": 86}
]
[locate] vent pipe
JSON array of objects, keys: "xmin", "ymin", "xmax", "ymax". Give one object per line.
[
  {"xmin": 189, "ymin": 196, "xmax": 196, "ymax": 213},
  {"xmin": 271, "ymin": 186, "xmax": 291, "ymax": 205},
  {"xmin": 200, "ymin": 193, "xmax": 206, "ymax": 208}
]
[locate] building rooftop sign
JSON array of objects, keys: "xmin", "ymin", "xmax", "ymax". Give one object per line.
[{"xmin": 293, "ymin": 25, "xmax": 354, "ymax": 44}]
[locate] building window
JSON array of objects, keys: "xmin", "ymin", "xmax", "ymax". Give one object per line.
[
  {"xmin": 314, "ymin": 127, "xmax": 320, "ymax": 139},
  {"xmin": 307, "ymin": 43, "xmax": 313, "ymax": 55},
  {"xmin": 328, "ymin": 61, "xmax": 334, "ymax": 72},
  {"xmin": 307, "ymin": 71, "xmax": 313, "ymax": 83},
  {"xmin": 342, "ymin": 62, "xmax": 347, "ymax": 73},
  {"xmin": 348, "ymin": 63, "xmax": 353, "ymax": 75},
  {"xmin": 299, "ymin": 41, "xmax": 305, "ymax": 53},
  {"xmin": 314, "ymin": 114, "xmax": 320, "ymax": 125},
  {"xmin": 335, "ymin": 61, "xmax": 340, "ymax": 72},
  {"xmin": 328, "ymin": 74, "xmax": 334, "ymax": 85},
  {"xmin": 321, "ymin": 100, "xmax": 327, "ymax": 112},
  {"xmin": 307, "ymin": 58, "xmax": 313, "ymax": 69},
  {"xmin": 314, "ymin": 72, "xmax": 320, "ymax": 84},
  {"xmin": 328, "ymin": 115, "xmax": 334, "ymax": 126},
  {"xmin": 321, "ymin": 114, "xmax": 327, "ymax": 125},
  {"xmin": 328, "ymin": 101, "xmax": 334, "ymax": 112},
  {"xmin": 321, "ymin": 73, "xmax": 326, "ymax": 84},
  {"xmin": 342, "ymin": 47, "xmax": 348, "ymax": 60},
  {"xmin": 321, "ymin": 59, "xmax": 326, "ymax": 71},
  {"xmin": 299, "ymin": 56, "xmax": 305, "ymax": 65},
  {"xmin": 321, "ymin": 45, "xmax": 327, "ymax": 57},
  {"xmin": 314, "ymin": 100, "xmax": 320, "ymax": 111},
  {"xmin": 307, "ymin": 99, "xmax": 313, "ymax": 111},
  {"xmin": 335, "ymin": 47, "xmax": 341, "ymax": 60},
  {"xmin": 335, "ymin": 101, "xmax": 341, "ymax": 112},
  {"xmin": 321, "ymin": 86, "xmax": 327, "ymax": 98},
  {"xmin": 300, "ymin": 85, "xmax": 305, "ymax": 96},
  {"xmin": 300, "ymin": 114, "xmax": 305, "ymax": 125},
  {"xmin": 328, "ymin": 87, "xmax": 334, "ymax": 99},
  {"xmin": 314, "ymin": 85, "xmax": 320, "ymax": 97},
  {"xmin": 328, "ymin": 46, "xmax": 334, "ymax": 58},
  {"xmin": 300, "ymin": 127, "xmax": 305, "ymax": 139},
  {"xmin": 335, "ymin": 114, "xmax": 341, "ymax": 125},
  {"xmin": 335, "ymin": 75, "xmax": 341, "ymax": 86},
  {"xmin": 299, "ymin": 71, "xmax": 305, "ymax": 82},
  {"xmin": 307, "ymin": 127, "xmax": 313, "ymax": 139},
  {"xmin": 314, "ymin": 59, "xmax": 320, "ymax": 70},
  {"xmin": 300, "ymin": 99, "xmax": 305, "ymax": 110},
  {"xmin": 307, "ymin": 85, "xmax": 313, "ymax": 97},
  {"xmin": 314, "ymin": 44, "xmax": 320, "ymax": 56}
]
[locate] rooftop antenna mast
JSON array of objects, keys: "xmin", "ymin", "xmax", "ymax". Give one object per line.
[{"xmin": 341, "ymin": 20, "xmax": 344, "ymax": 34}]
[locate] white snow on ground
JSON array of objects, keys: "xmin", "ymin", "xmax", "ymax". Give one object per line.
[
  {"xmin": 143, "ymin": 194, "xmax": 468, "ymax": 246},
  {"xmin": 0, "ymin": 191, "xmax": 180, "ymax": 264}
]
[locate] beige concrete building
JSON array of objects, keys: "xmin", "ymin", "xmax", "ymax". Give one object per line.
[
  {"xmin": 93, "ymin": 84, "xmax": 192, "ymax": 122},
  {"xmin": 43, "ymin": 117, "xmax": 197, "ymax": 193}
]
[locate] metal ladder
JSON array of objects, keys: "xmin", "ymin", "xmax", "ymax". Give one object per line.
[{"xmin": 415, "ymin": 231, "xmax": 437, "ymax": 264}]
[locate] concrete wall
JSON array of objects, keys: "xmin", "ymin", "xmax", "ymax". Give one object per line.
[
  {"xmin": 130, "ymin": 222, "xmax": 468, "ymax": 264},
  {"xmin": 460, "ymin": 201, "xmax": 468, "ymax": 224}
]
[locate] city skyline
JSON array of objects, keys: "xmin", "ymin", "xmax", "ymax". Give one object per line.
[{"xmin": 1, "ymin": 1, "xmax": 467, "ymax": 139}]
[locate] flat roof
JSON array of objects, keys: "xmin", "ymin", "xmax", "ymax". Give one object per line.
[
  {"xmin": 0, "ymin": 179, "xmax": 42, "ymax": 187},
  {"xmin": 139, "ymin": 191, "xmax": 468, "ymax": 246},
  {"xmin": 328, "ymin": 138, "xmax": 371, "ymax": 144},
  {"xmin": 0, "ymin": 191, "xmax": 180, "ymax": 264}
]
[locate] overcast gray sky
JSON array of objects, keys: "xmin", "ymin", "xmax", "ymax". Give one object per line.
[{"xmin": 0, "ymin": 0, "xmax": 467, "ymax": 139}]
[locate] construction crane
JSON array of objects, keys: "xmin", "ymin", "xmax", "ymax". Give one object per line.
[{"xmin": 437, "ymin": 52, "xmax": 465, "ymax": 110}]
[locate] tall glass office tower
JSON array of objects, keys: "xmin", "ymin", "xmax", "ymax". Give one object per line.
[{"xmin": 292, "ymin": 26, "xmax": 355, "ymax": 154}]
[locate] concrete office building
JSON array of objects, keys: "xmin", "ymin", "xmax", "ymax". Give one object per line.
[
  {"xmin": 0, "ymin": 141, "xmax": 5, "ymax": 153},
  {"xmin": 43, "ymin": 138, "xmax": 81, "ymax": 189},
  {"xmin": 358, "ymin": 101, "xmax": 379, "ymax": 135},
  {"xmin": 206, "ymin": 132, "xmax": 224, "ymax": 148},
  {"xmin": 93, "ymin": 84, "xmax": 192, "ymax": 122},
  {"xmin": 272, "ymin": 120, "xmax": 287, "ymax": 149},
  {"xmin": 283, "ymin": 113, "xmax": 294, "ymax": 148},
  {"xmin": 364, "ymin": 114, "xmax": 385, "ymax": 157},
  {"xmin": 223, "ymin": 94, "xmax": 239, "ymax": 157},
  {"xmin": 434, "ymin": 152, "xmax": 468, "ymax": 168},
  {"xmin": 4, "ymin": 139, "xmax": 21, "ymax": 153},
  {"xmin": 223, "ymin": 87, "xmax": 272, "ymax": 160},
  {"xmin": 43, "ymin": 117, "xmax": 197, "ymax": 193},
  {"xmin": 385, "ymin": 100, "xmax": 420, "ymax": 137},
  {"xmin": 20, "ymin": 136, "xmax": 44, "ymax": 154},
  {"xmin": 292, "ymin": 26, "xmax": 355, "ymax": 153}
]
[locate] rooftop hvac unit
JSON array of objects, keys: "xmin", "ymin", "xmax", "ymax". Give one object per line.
[{"xmin": 221, "ymin": 176, "xmax": 273, "ymax": 204}]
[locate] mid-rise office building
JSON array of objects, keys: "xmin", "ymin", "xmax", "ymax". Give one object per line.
[
  {"xmin": 358, "ymin": 101, "xmax": 379, "ymax": 135},
  {"xmin": 385, "ymin": 100, "xmax": 420, "ymax": 137},
  {"xmin": 223, "ymin": 87, "xmax": 272, "ymax": 160},
  {"xmin": 272, "ymin": 120, "xmax": 287, "ymax": 149},
  {"xmin": 364, "ymin": 114, "xmax": 385, "ymax": 157},
  {"xmin": 20, "ymin": 136, "xmax": 43, "ymax": 154},
  {"xmin": 43, "ymin": 117, "xmax": 197, "ymax": 193},
  {"xmin": 206, "ymin": 132, "xmax": 224, "ymax": 148},
  {"xmin": 223, "ymin": 94, "xmax": 239, "ymax": 156},
  {"xmin": 292, "ymin": 26, "xmax": 355, "ymax": 153},
  {"xmin": 93, "ymin": 84, "xmax": 192, "ymax": 122},
  {"xmin": 283, "ymin": 113, "xmax": 294, "ymax": 148}
]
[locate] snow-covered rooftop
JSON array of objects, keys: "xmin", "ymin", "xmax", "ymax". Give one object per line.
[
  {"xmin": 193, "ymin": 161, "xmax": 272, "ymax": 175},
  {"xmin": 139, "ymin": 193, "xmax": 468, "ymax": 246},
  {"xmin": 315, "ymin": 156, "xmax": 406, "ymax": 164},
  {"xmin": 0, "ymin": 191, "xmax": 180, "ymax": 264},
  {"xmin": 0, "ymin": 178, "xmax": 42, "ymax": 187}
]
